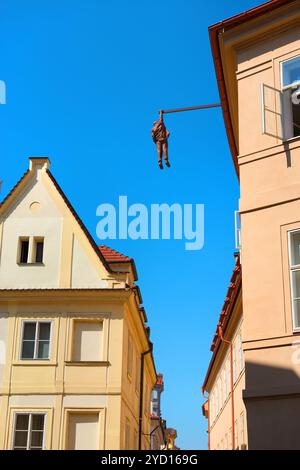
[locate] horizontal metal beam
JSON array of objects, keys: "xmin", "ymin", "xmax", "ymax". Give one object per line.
[{"xmin": 160, "ymin": 103, "xmax": 221, "ymax": 114}]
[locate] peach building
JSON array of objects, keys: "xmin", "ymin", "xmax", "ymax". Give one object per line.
[
  {"xmin": 202, "ymin": 0, "xmax": 300, "ymax": 450},
  {"xmin": 0, "ymin": 157, "xmax": 156, "ymax": 450}
]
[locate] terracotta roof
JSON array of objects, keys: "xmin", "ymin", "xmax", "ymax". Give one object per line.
[
  {"xmin": 99, "ymin": 244, "xmax": 138, "ymax": 281},
  {"xmin": 202, "ymin": 254, "xmax": 241, "ymax": 390},
  {"xmin": 99, "ymin": 245, "xmax": 132, "ymax": 262},
  {"xmin": 209, "ymin": 0, "xmax": 296, "ymax": 178}
]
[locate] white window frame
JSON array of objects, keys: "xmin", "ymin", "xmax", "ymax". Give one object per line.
[
  {"xmin": 288, "ymin": 229, "xmax": 300, "ymax": 332},
  {"xmin": 20, "ymin": 320, "xmax": 52, "ymax": 360},
  {"xmin": 12, "ymin": 412, "xmax": 46, "ymax": 450}
]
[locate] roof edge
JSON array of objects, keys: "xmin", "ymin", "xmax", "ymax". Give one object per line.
[{"xmin": 208, "ymin": 0, "xmax": 297, "ymax": 179}]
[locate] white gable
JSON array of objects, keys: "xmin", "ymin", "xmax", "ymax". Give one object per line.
[{"xmin": 0, "ymin": 159, "xmax": 110, "ymax": 289}]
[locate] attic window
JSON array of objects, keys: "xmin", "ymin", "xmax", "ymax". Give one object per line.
[
  {"xmin": 34, "ymin": 238, "xmax": 44, "ymax": 263},
  {"xmin": 19, "ymin": 238, "xmax": 29, "ymax": 264},
  {"xmin": 18, "ymin": 237, "xmax": 45, "ymax": 265}
]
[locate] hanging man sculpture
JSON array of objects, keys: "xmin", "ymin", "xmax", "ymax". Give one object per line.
[{"xmin": 151, "ymin": 111, "xmax": 171, "ymax": 169}]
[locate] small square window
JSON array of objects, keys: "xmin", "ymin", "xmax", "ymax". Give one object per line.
[{"xmin": 34, "ymin": 238, "xmax": 44, "ymax": 263}]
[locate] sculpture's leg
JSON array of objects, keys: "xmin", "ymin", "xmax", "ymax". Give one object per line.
[
  {"xmin": 162, "ymin": 141, "xmax": 170, "ymax": 168},
  {"xmin": 156, "ymin": 142, "xmax": 163, "ymax": 169}
]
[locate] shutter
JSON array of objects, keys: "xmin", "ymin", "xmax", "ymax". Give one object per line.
[{"xmin": 261, "ymin": 83, "xmax": 284, "ymax": 140}]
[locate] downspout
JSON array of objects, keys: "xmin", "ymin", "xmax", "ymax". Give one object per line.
[
  {"xmin": 218, "ymin": 326, "xmax": 235, "ymax": 450},
  {"xmin": 202, "ymin": 388, "xmax": 210, "ymax": 450},
  {"xmin": 138, "ymin": 346, "xmax": 153, "ymax": 450}
]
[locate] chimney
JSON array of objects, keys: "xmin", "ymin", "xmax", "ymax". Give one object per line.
[{"xmin": 29, "ymin": 157, "xmax": 50, "ymax": 172}]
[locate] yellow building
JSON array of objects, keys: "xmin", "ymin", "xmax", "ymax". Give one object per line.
[
  {"xmin": 203, "ymin": 0, "xmax": 300, "ymax": 450},
  {"xmin": 0, "ymin": 157, "xmax": 156, "ymax": 450}
]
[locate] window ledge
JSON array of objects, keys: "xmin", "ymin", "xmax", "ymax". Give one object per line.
[
  {"xmin": 17, "ymin": 263, "xmax": 45, "ymax": 267},
  {"xmin": 13, "ymin": 361, "xmax": 56, "ymax": 366},
  {"xmin": 65, "ymin": 360, "xmax": 110, "ymax": 366}
]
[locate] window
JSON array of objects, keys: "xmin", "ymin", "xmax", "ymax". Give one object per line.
[
  {"xmin": 13, "ymin": 413, "xmax": 45, "ymax": 450},
  {"xmin": 233, "ymin": 345, "xmax": 237, "ymax": 383},
  {"xmin": 215, "ymin": 386, "xmax": 219, "ymax": 416},
  {"xmin": 211, "ymin": 393, "xmax": 215, "ymax": 423},
  {"xmin": 19, "ymin": 238, "xmax": 29, "ymax": 264},
  {"xmin": 222, "ymin": 368, "xmax": 227, "ymax": 402},
  {"xmin": 228, "ymin": 428, "xmax": 232, "ymax": 450},
  {"xmin": 18, "ymin": 237, "xmax": 45, "ymax": 264},
  {"xmin": 135, "ymin": 353, "xmax": 140, "ymax": 393},
  {"xmin": 21, "ymin": 321, "xmax": 51, "ymax": 360},
  {"xmin": 72, "ymin": 321, "xmax": 103, "ymax": 361},
  {"xmin": 289, "ymin": 231, "xmax": 300, "ymax": 330},
  {"xmin": 234, "ymin": 419, "xmax": 238, "ymax": 450},
  {"xmin": 237, "ymin": 334, "xmax": 243, "ymax": 372},
  {"xmin": 144, "ymin": 383, "xmax": 149, "ymax": 415},
  {"xmin": 33, "ymin": 238, "xmax": 44, "ymax": 263},
  {"xmin": 261, "ymin": 56, "xmax": 300, "ymax": 141},
  {"xmin": 240, "ymin": 413, "xmax": 245, "ymax": 448},
  {"xmin": 127, "ymin": 333, "xmax": 133, "ymax": 377},
  {"xmin": 218, "ymin": 377, "xmax": 222, "ymax": 409}
]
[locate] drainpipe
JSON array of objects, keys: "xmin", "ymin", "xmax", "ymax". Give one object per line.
[
  {"xmin": 218, "ymin": 326, "xmax": 235, "ymax": 450},
  {"xmin": 201, "ymin": 388, "xmax": 210, "ymax": 450},
  {"xmin": 138, "ymin": 346, "xmax": 153, "ymax": 450}
]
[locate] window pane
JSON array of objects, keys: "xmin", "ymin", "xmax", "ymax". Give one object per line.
[
  {"xmin": 38, "ymin": 323, "xmax": 50, "ymax": 341},
  {"xmin": 35, "ymin": 242, "xmax": 44, "ymax": 263},
  {"xmin": 293, "ymin": 299, "xmax": 300, "ymax": 329},
  {"xmin": 30, "ymin": 431, "xmax": 43, "ymax": 449},
  {"xmin": 15, "ymin": 414, "xmax": 29, "ymax": 431},
  {"xmin": 20, "ymin": 240, "xmax": 29, "ymax": 263},
  {"xmin": 37, "ymin": 341, "xmax": 49, "ymax": 359},
  {"xmin": 282, "ymin": 56, "xmax": 300, "ymax": 87},
  {"xmin": 292, "ymin": 270, "xmax": 300, "ymax": 299},
  {"xmin": 21, "ymin": 341, "xmax": 35, "ymax": 359},
  {"xmin": 23, "ymin": 323, "xmax": 36, "ymax": 340},
  {"xmin": 290, "ymin": 232, "xmax": 300, "ymax": 266},
  {"xmin": 31, "ymin": 414, "xmax": 45, "ymax": 431},
  {"xmin": 14, "ymin": 431, "xmax": 28, "ymax": 448}
]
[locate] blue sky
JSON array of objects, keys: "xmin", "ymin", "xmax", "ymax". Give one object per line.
[{"xmin": 0, "ymin": 0, "xmax": 263, "ymax": 450}]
